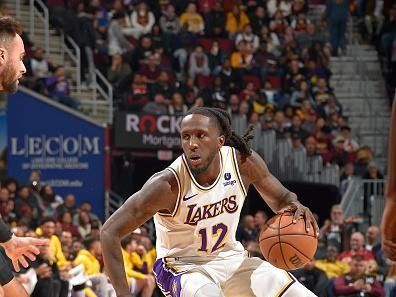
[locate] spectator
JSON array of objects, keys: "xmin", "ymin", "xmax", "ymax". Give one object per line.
[
  {"xmin": 150, "ymin": 71, "xmax": 174, "ymax": 100},
  {"xmin": 312, "ymin": 77, "xmax": 333, "ymax": 104},
  {"xmin": 231, "ymin": 40, "xmax": 255, "ymax": 73},
  {"xmin": 56, "ymin": 194, "xmax": 78, "ymax": 218},
  {"xmin": 59, "ymin": 212, "xmax": 80, "ymax": 239},
  {"xmin": 179, "ymin": 3, "xmax": 205, "ymax": 35},
  {"xmin": 236, "ymin": 215, "xmax": 258, "ymax": 245},
  {"xmin": 315, "ymin": 245, "xmax": 350, "ymax": 279},
  {"xmin": 108, "ymin": 11, "xmax": 133, "ymax": 56},
  {"xmin": 250, "ymin": 6, "xmax": 269, "ymax": 33},
  {"xmin": 333, "ymin": 254, "xmax": 384, "ymax": 297},
  {"xmin": 215, "ymin": 58, "xmax": 241, "ymax": 89},
  {"xmin": 226, "ymin": 5, "xmax": 250, "ymax": 38},
  {"xmin": 290, "ymin": 80, "xmax": 315, "ymax": 107},
  {"xmin": 125, "ymin": 2, "xmax": 155, "ymax": 39},
  {"xmin": 208, "ymin": 41, "xmax": 227, "ymax": 73},
  {"xmin": 14, "ymin": 184, "xmax": 42, "ymax": 225},
  {"xmin": 120, "ymin": 235, "xmax": 156, "ymax": 297},
  {"xmin": 45, "ymin": 66, "xmax": 80, "ymax": 109},
  {"xmin": 338, "ymin": 126, "xmax": 359, "ymax": 153},
  {"xmin": 30, "ymin": 47, "xmax": 53, "ymax": 92},
  {"xmin": 291, "ymin": 260, "xmax": 328, "ymax": 296},
  {"xmin": 235, "ymin": 24, "xmax": 260, "ymax": 52},
  {"xmin": 39, "ymin": 184, "xmax": 64, "ymax": 217},
  {"xmin": 76, "ymin": 211, "xmax": 91, "ymax": 238},
  {"xmin": 254, "ymin": 210, "xmax": 268, "ymax": 233},
  {"xmin": 338, "ymin": 232, "xmax": 376, "ymax": 266},
  {"xmin": 60, "ymin": 231, "xmax": 73, "ymax": 261},
  {"xmin": 73, "ymin": 237, "xmax": 116, "ymax": 297},
  {"xmin": 107, "ymin": 54, "xmax": 132, "ymax": 99},
  {"xmin": 340, "ymin": 163, "xmax": 355, "ymax": 195},
  {"xmin": 121, "ymin": 74, "xmax": 150, "ymax": 111},
  {"xmin": 323, "ymin": 136, "xmax": 354, "ymax": 168},
  {"xmin": 363, "ymin": 162, "xmax": 384, "ymax": 218},
  {"xmin": 159, "ymin": 4, "xmax": 181, "ymax": 51},
  {"xmin": 202, "ymin": 1, "xmax": 226, "ymax": 37},
  {"xmin": 38, "ymin": 217, "xmax": 69, "ymax": 268},
  {"xmin": 326, "ymin": 0, "xmax": 349, "ymax": 56},
  {"xmin": 138, "ymin": 54, "xmax": 161, "ymax": 84},
  {"xmin": 168, "ymin": 92, "xmax": 187, "ymax": 115},
  {"xmin": 320, "ymin": 204, "xmax": 352, "ymax": 251},
  {"xmin": 354, "ymin": 146, "xmax": 373, "ymax": 177},
  {"xmin": 188, "ymin": 45, "xmax": 210, "ymax": 80},
  {"xmin": 29, "ymin": 242, "xmax": 69, "ymax": 297},
  {"xmin": 143, "ymin": 93, "xmax": 169, "ymax": 114}
]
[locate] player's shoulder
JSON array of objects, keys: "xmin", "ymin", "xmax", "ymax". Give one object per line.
[
  {"xmin": 148, "ymin": 169, "xmax": 178, "ymax": 188},
  {"xmin": 234, "ymin": 149, "xmax": 269, "ymax": 179}
]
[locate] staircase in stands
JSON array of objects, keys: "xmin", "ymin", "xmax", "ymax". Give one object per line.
[
  {"xmin": 3, "ymin": 0, "xmax": 111, "ymax": 125},
  {"xmin": 330, "ymin": 20, "xmax": 390, "ymax": 171}
]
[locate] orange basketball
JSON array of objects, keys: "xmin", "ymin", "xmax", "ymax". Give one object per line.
[{"xmin": 259, "ymin": 212, "xmax": 318, "ymax": 270}]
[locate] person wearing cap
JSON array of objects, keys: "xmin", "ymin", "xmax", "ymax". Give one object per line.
[{"xmin": 323, "ymin": 135, "xmax": 355, "ymax": 167}]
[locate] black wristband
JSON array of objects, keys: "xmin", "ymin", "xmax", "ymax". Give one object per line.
[{"xmin": 0, "ymin": 220, "xmax": 13, "ymax": 243}]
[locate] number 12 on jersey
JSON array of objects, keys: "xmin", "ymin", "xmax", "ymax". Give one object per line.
[{"xmin": 198, "ymin": 223, "xmax": 228, "ymax": 253}]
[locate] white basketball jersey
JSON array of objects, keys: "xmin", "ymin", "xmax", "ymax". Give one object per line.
[{"xmin": 154, "ymin": 146, "xmax": 248, "ymax": 259}]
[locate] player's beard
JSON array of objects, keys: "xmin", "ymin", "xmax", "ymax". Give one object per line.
[
  {"xmin": 0, "ymin": 63, "xmax": 19, "ymax": 93},
  {"xmin": 188, "ymin": 151, "xmax": 218, "ymax": 177}
]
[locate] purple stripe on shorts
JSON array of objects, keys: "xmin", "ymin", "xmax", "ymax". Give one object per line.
[{"xmin": 153, "ymin": 259, "xmax": 182, "ymax": 297}]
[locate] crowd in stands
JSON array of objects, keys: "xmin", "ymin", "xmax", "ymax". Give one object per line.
[
  {"xmin": 10, "ymin": 0, "xmax": 381, "ymax": 186},
  {"xmin": 237, "ymin": 204, "xmax": 395, "ymax": 297},
  {"xmin": 0, "ymin": 172, "xmax": 159, "ymax": 297}
]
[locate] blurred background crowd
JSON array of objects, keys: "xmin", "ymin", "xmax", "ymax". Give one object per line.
[{"xmin": 0, "ymin": 0, "xmax": 395, "ymax": 296}]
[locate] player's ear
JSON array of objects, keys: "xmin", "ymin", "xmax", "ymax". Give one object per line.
[
  {"xmin": 0, "ymin": 47, "xmax": 6, "ymax": 66},
  {"xmin": 218, "ymin": 135, "xmax": 225, "ymax": 149}
]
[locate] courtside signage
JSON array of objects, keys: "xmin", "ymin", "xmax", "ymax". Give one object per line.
[
  {"xmin": 7, "ymin": 91, "xmax": 105, "ymax": 218},
  {"xmin": 114, "ymin": 112, "xmax": 183, "ymax": 149}
]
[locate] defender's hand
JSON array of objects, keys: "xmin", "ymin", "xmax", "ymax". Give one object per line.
[{"xmin": 2, "ymin": 235, "xmax": 49, "ymax": 271}]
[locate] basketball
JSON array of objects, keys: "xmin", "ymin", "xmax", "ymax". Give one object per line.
[{"xmin": 259, "ymin": 212, "xmax": 318, "ymax": 270}]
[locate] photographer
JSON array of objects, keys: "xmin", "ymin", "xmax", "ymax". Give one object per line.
[{"xmin": 333, "ymin": 254, "xmax": 384, "ymax": 297}]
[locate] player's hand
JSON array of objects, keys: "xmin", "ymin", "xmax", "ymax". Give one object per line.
[
  {"xmin": 278, "ymin": 201, "xmax": 319, "ymax": 237},
  {"xmin": 382, "ymin": 239, "xmax": 396, "ymax": 261},
  {"xmin": 1, "ymin": 235, "xmax": 49, "ymax": 272}
]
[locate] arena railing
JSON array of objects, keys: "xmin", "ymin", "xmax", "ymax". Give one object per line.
[
  {"xmin": 341, "ymin": 178, "xmax": 386, "ymax": 226},
  {"xmin": 93, "ymin": 69, "xmax": 114, "ymax": 124},
  {"xmin": 61, "ymin": 35, "xmax": 81, "ymax": 95},
  {"xmin": 29, "ymin": 0, "xmax": 49, "ymax": 55},
  {"xmin": 105, "ymin": 190, "xmax": 124, "ymax": 220}
]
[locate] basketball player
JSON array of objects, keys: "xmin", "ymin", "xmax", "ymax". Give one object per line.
[
  {"xmin": 381, "ymin": 96, "xmax": 396, "ymax": 261},
  {"xmin": 102, "ymin": 108, "xmax": 319, "ymax": 297},
  {"xmin": 0, "ymin": 16, "xmax": 49, "ymax": 296}
]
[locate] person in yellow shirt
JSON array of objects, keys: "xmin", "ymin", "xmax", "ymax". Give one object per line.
[
  {"xmin": 315, "ymin": 245, "xmax": 350, "ymax": 279},
  {"xmin": 226, "ymin": 5, "xmax": 250, "ymax": 38},
  {"xmin": 73, "ymin": 237, "xmax": 116, "ymax": 297},
  {"xmin": 121, "ymin": 235, "xmax": 156, "ymax": 297},
  {"xmin": 37, "ymin": 217, "xmax": 70, "ymax": 268},
  {"xmin": 179, "ymin": 3, "xmax": 204, "ymax": 34},
  {"xmin": 230, "ymin": 41, "xmax": 254, "ymax": 70},
  {"xmin": 131, "ymin": 235, "xmax": 157, "ymax": 274}
]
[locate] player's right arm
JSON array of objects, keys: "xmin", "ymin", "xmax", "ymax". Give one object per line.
[
  {"xmin": 100, "ymin": 170, "xmax": 179, "ymax": 297},
  {"xmin": 382, "ymin": 97, "xmax": 396, "ymax": 260}
]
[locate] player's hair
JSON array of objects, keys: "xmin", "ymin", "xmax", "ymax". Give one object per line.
[
  {"xmin": 0, "ymin": 17, "xmax": 22, "ymax": 47},
  {"xmin": 185, "ymin": 107, "xmax": 254, "ymax": 159}
]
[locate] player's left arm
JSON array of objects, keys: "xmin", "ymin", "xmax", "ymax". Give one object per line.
[{"xmin": 238, "ymin": 150, "xmax": 319, "ymax": 235}]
